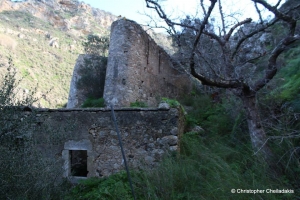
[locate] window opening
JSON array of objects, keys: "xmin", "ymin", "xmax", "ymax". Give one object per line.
[{"xmin": 70, "ymin": 150, "xmax": 88, "ymax": 177}]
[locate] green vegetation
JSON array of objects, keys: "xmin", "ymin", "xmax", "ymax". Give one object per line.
[
  {"xmin": 82, "ymin": 34, "xmax": 110, "ymax": 56},
  {"xmin": 269, "ymin": 46, "xmax": 300, "ymax": 112},
  {"xmin": 76, "ymin": 56, "xmax": 107, "ymax": 99},
  {"xmin": 81, "ymin": 97, "xmax": 105, "ymax": 108},
  {"xmin": 66, "ymin": 87, "xmax": 299, "ymax": 199},
  {"xmin": 0, "ymin": 63, "xmax": 72, "ymax": 199},
  {"xmin": 65, "ymin": 172, "xmax": 133, "ymax": 200},
  {"xmin": 65, "ymin": 129, "xmax": 294, "ymax": 199},
  {"xmin": 76, "ymin": 35, "xmax": 109, "ymax": 102},
  {"xmin": 0, "ymin": 10, "xmax": 82, "ymax": 107},
  {"xmin": 161, "ymin": 97, "xmax": 180, "ymax": 107},
  {"xmin": 130, "ymin": 101, "xmax": 148, "ymax": 108},
  {"xmin": 0, "ymin": 2, "xmax": 299, "ymax": 200},
  {"xmin": 132, "ymin": 133, "xmax": 290, "ymax": 200}
]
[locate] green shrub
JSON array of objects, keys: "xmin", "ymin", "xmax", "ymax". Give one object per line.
[
  {"xmin": 65, "ymin": 171, "xmax": 134, "ymax": 200},
  {"xmin": 81, "ymin": 97, "xmax": 105, "ymax": 108},
  {"xmin": 130, "ymin": 101, "xmax": 147, "ymax": 108},
  {"xmin": 82, "ymin": 34, "xmax": 110, "ymax": 56},
  {"xmin": 181, "ymin": 93, "xmax": 235, "ymax": 135},
  {"xmin": 161, "ymin": 97, "xmax": 180, "ymax": 107}
]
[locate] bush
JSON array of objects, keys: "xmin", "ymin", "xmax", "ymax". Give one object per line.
[
  {"xmin": 81, "ymin": 97, "xmax": 105, "ymax": 108},
  {"xmin": 161, "ymin": 97, "xmax": 180, "ymax": 107},
  {"xmin": 0, "ymin": 61, "xmax": 71, "ymax": 199},
  {"xmin": 65, "ymin": 171, "xmax": 134, "ymax": 200},
  {"xmin": 82, "ymin": 34, "xmax": 109, "ymax": 56}
]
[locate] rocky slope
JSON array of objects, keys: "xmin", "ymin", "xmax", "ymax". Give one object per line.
[
  {"xmin": 0, "ymin": 0, "xmax": 117, "ymax": 35},
  {"xmin": 0, "ymin": 0, "xmax": 116, "ymax": 107}
]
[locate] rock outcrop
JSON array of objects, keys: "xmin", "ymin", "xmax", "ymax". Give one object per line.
[{"xmin": 0, "ymin": 0, "xmax": 117, "ymax": 35}]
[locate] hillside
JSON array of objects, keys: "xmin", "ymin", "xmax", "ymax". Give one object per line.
[
  {"xmin": 0, "ymin": 0, "xmax": 174, "ymax": 108},
  {"xmin": 0, "ymin": 0, "xmax": 117, "ymax": 107}
]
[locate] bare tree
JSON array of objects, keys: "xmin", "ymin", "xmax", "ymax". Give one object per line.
[{"xmin": 145, "ymin": 0, "xmax": 300, "ymax": 167}]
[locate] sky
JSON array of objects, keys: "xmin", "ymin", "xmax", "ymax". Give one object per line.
[
  {"xmin": 81, "ymin": 0, "xmax": 285, "ymax": 31},
  {"xmin": 82, "ymin": 0, "xmax": 150, "ymax": 24}
]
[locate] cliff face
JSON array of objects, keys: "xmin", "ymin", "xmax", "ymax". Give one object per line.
[{"xmin": 0, "ymin": 0, "xmax": 117, "ymax": 36}]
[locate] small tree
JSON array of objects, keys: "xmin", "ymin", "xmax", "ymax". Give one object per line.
[
  {"xmin": 77, "ymin": 34, "xmax": 110, "ymax": 101},
  {"xmin": 145, "ymin": 0, "xmax": 300, "ymax": 169},
  {"xmin": 82, "ymin": 34, "xmax": 109, "ymax": 56}
]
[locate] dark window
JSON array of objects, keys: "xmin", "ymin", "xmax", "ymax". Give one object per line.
[{"xmin": 70, "ymin": 150, "xmax": 88, "ymax": 177}]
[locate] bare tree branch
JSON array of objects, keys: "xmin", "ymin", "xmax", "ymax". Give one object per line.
[
  {"xmin": 200, "ymin": 0, "xmax": 207, "ymax": 16},
  {"xmin": 190, "ymin": 0, "xmax": 219, "ymax": 86},
  {"xmin": 253, "ymin": 35, "xmax": 300, "ymax": 91},
  {"xmin": 203, "ymin": 31, "xmax": 225, "ymax": 46},
  {"xmin": 144, "ymin": 0, "xmax": 300, "ymax": 167},
  {"xmin": 145, "ymin": 0, "xmax": 177, "ymax": 35},
  {"xmin": 224, "ymin": 18, "xmax": 252, "ymax": 41},
  {"xmin": 254, "ymin": 2, "xmax": 264, "ymax": 24},
  {"xmin": 218, "ymin": 0, "xmax": 226, "ymax": 35},
  {"xmin": 274, "ymin": 0, "xmax": 282, "ymax": 8},
  {"xmin": 253, "ymin": 0, "xmax": 297, "ymax": 35},
  {"xmin": 231, "ymin": 19, "xmax": 278, "ymax": 59}
]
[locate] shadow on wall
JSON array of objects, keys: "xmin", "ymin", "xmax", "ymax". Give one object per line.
[{"xmin": 67, "ymin": 54, "xmax": 107, "ymax": 108}]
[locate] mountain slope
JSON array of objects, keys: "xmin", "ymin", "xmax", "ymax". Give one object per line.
[{"xmin": 0, "ymin": 0, "xmax": 116, "ymax": 108}]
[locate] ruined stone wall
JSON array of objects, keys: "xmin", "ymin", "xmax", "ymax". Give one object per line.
[
  {"xmin": 21, "ymin": 106, "xmax": 183, "ymax": 178},
  {"xmin": 67, "ymin": 54, "xmax": 106, "ymax": 108},
  {"xmin": 103, "ymin": 19, "xmax": 192, "ymax": 107}
]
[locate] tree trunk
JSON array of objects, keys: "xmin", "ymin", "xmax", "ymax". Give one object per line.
[{"xmin": 241, "ymin": 95, "xmax": 274, "ymax": 163}]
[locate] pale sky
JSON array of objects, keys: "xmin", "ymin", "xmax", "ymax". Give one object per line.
[
  {"xmin": 81, "ymin": 0, "xmax": 285, "ymax": 30},
  {"xmin": 82, "ymin": 0, "xmax": 149, "ymax": 24}
]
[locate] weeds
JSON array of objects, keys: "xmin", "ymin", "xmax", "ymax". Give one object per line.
[
  {"xmin": 81, "ymin": 97, "xmax": 105, "ymax": 108},
  {"xmin": 130, "ymin": 101, "xmax": 148, "ymax": 108}
]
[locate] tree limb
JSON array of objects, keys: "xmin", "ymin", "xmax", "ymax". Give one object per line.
[
  {"xmin": 231, "ymin": 19, "xmax": 278, "ymax": 59},
  {"xmin": 254, "ymin": 2, "xmax": 264, "ymax": 24},
  {"xmin": 190, "ymin": 0, "xmax": 220, "ymax": 86},
  {"xmin": 200, "ymin": 0, "xmax": 207, "ymax": 16},
  {"xmin": 253, "ymin": 0, "xmax": 297, "ymax": 35},
  {"xmin": 253, "ymin": 35, "xmax": 300, "ymax": 91},
  {"xmin": 145, "ymin": 0, "xmax": 177, "ymax": 35},
  {"xmin": 218, "ymin": 0, "xmax": 226, "ymax": 35},
  {"xmin": 224, "ymin": 18, "xmax": 252, "ymax": 41}
]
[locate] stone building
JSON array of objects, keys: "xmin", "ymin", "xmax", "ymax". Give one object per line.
[
  {"xmin": 67, "ymin": 19, "xmax": 193, "ymax": 108},
  {"xmin": 34, "ymin": 19, "xmax": 193, "ymax": 180}
]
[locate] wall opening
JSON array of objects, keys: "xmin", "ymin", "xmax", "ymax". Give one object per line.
[{"xmin": 70, "ymin": 150, "xmax": 88, "ymax": 177}]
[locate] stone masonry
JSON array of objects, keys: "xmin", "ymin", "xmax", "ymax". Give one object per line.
[
  {"xmin": 19, "ymin": 106, "xmax": 184, "ymax": 178},
  {"xmin": 103, "ymin": 19, "xmax": 192, "ymax": 107}
]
